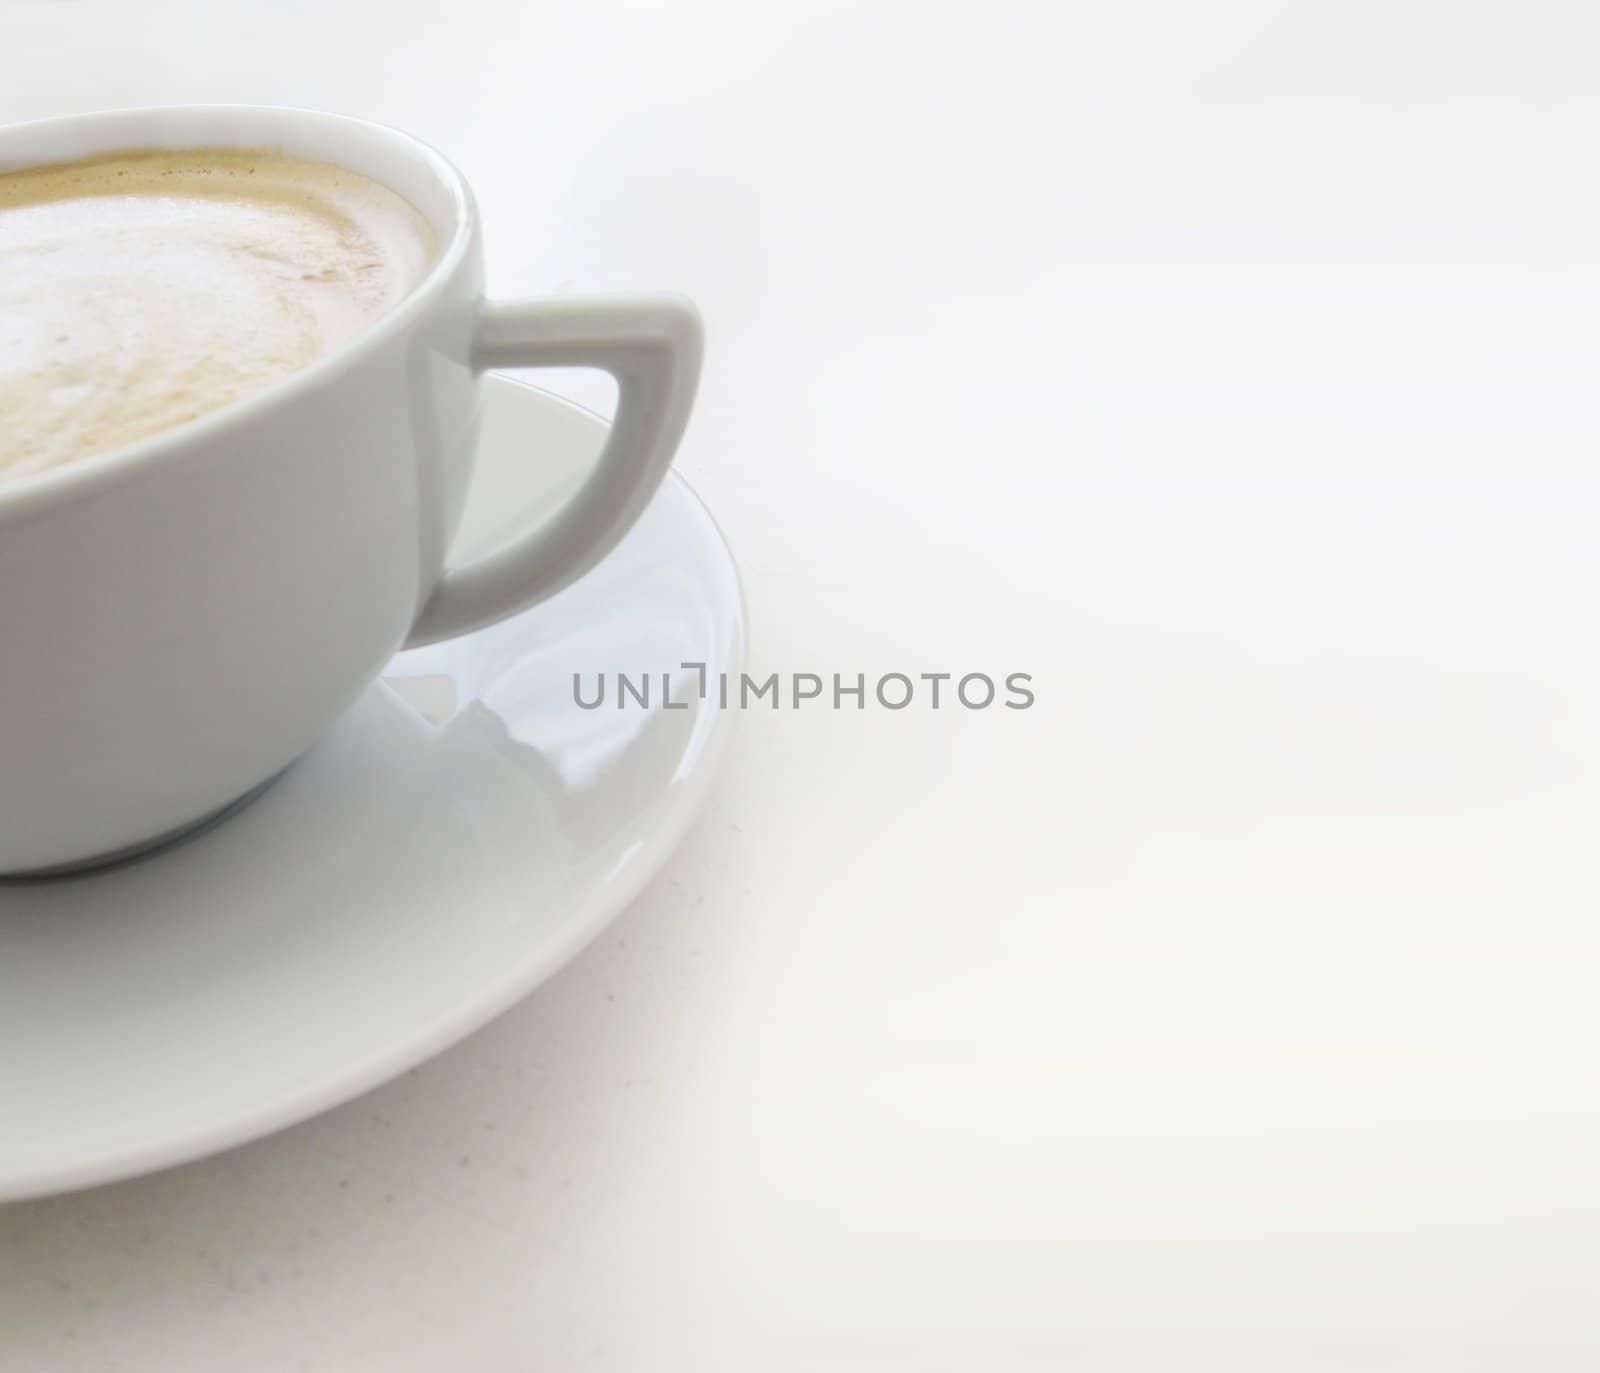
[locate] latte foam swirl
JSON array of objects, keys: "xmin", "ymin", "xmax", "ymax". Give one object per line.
[{"xmin": 0, "ymin": 149, "xmax": 436, "ymax": 479}]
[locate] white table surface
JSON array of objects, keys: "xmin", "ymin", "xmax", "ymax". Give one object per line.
[{"xmin": 5, "ymin": 2, "xmax": 1600, "ymax": 1367}]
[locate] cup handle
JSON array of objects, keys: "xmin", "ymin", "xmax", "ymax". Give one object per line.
[{"xmin": 404, "ymin": 294, "xmax": 703, "ymax": 649}]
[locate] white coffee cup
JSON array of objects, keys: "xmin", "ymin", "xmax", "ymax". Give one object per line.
[{"xmin": 0, "ymin": 105, "xmax": 702, "ymax": 877}]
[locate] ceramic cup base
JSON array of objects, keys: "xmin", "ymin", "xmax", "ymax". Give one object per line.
[{"xmin": 0, "ymin": 770, "xmax": 289, "ymax": 884}]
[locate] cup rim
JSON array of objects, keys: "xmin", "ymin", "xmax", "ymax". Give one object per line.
[{"xmin": 0, "ymin": 103, "xmax": 477, "ymax": 523}]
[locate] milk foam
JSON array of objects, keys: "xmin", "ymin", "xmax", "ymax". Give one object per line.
[{"xmin": 0, "ymin": 149, "xmax": 437, "ymax": 479}]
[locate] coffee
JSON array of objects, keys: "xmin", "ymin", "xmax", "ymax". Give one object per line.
[{"xmin": 0, "ymin": 148, "xmax": 437, "ymax": 479}]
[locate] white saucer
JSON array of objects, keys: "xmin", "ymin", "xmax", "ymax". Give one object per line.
[{"xmin": 0, "ymin": 377, "xmax": 743, "ymax": 1201}]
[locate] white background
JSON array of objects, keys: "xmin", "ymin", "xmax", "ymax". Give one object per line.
[{"xmin": 4, "ymin": 1, "xmax": 1600, "ymax": 1367}]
